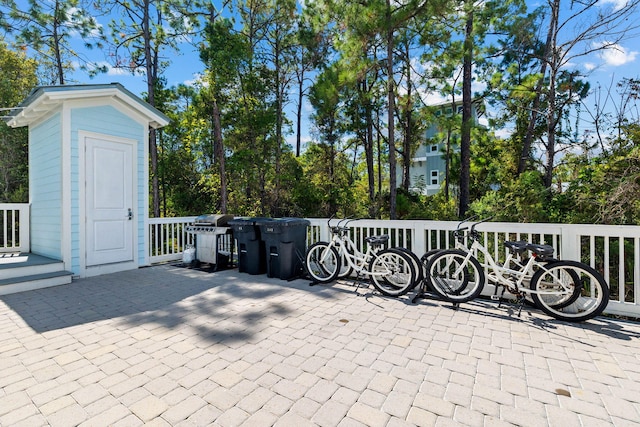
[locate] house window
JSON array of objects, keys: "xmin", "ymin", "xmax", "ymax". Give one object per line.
[
  {"xmin": 430, "ymin": 144, "xmax": 438, "ymax": 152},
  {"xmin": 430, "ymin": 170, "xmax": 439, "ymax": 185},
  {"xmin": 445, "ymin": 107, "xmax": 453, "ymax": 116},
  {"xmin": 457, "ymin": 105, "xmax": 463, "ymax": 114}
]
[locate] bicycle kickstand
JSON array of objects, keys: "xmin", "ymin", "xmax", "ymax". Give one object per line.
[
  {"xmin": 515, "ymin": 296, "xmax": 527, "ymax": 318},
  {"xmin": 353, "ymin": 272, "xmax": 368, "ymax": 296},
  {"xmin": 411, "ymin": 281, "xmax": 426, "ymax": 303},
  {"xmin": 491, "ymin": 285, "xmax": 507, "ymax": 307}
]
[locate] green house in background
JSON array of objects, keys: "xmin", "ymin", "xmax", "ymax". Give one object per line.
[{"xmin": 402, "ymin": 99, "xmax": 485, "ymax": 195}]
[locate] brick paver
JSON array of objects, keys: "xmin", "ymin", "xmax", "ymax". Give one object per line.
[{"xmin": 1, "ymin": 264, "xmax": 640, "ymax": 426}]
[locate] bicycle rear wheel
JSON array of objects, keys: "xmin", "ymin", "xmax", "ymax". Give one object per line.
[
  {"xmin": 530, "ymin": 261, "xmax": 609, "ymax": 322},
  {"xmin": 368, "ymin": 248, "xmax": 416, "ymax": 297},
  {"xmin": 426, "ymin": 249, "xmax": 485, "ymax": 303},
  {"xmin": 306, "ymin": 242, "xmax": 340, "ymax": 283},
  {"xmin": 394, "ymin": 247, "xmax": 424, "ymax": 289}
]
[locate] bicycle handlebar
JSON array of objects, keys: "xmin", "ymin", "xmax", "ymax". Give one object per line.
[
  {"xmin": 454, "ymin": 216, "xmax": 493, "ymax": 242},
  {"xmin": 329, "ymin": 216, "xmax": 365, "ymax": 235}
]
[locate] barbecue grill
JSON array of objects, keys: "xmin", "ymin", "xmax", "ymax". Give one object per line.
[{"xmin": 185, "ymin": 214, "xmax": 235, "ymax": 268}]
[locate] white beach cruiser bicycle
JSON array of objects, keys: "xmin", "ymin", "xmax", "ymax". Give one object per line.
[
  {"xmin": 423, "ymin": 218, "xmax": 610, "ymax": 322},
  {"xmin": 305, "ymin": 217, "xmax": 417, "ymax": 296}
]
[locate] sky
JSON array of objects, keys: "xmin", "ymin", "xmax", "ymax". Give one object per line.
[{"xmin": 64, "ymin": 0, "xmax": 640, "ymax": 147}]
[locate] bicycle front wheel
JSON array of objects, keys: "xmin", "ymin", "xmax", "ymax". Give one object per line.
[
  {"xmin": 426, "ymin": 249, "xmax": 485, "ymax": 303},
  {"xmin": 306, "ymin": 242, "xmax": 340, "ymax": 283},
  {"xmin": 368, "ymin": 248, "xmax": 416, "ymax": 297},
  {"xmin": 337, "ymin": 247, "xmax": 354, "ymax": 278},
  {"xmin": 530, "ymin": 261, "xmax": 609, "ymax": 322}
]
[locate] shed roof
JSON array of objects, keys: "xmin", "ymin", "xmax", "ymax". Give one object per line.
[{"xmin": 4, "ymin": 83, "xmax": 170, "ymax": 129}]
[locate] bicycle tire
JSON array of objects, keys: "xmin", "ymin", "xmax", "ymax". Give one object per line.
[
  {"xmin": 420, "ymin": 249, "xmax": 442, "ymax": 266},
  {"xmin": 368, "ymin": 248, "xmax": 416, "ymax": 297},
  {"xmin": 531, "ymin": 261, "xmax": 583, "ymax": 309},
  {"xmin": 529, "ymin": 261, "xmax": 609, "ymax": 322},
  {"xmin": 502, "ymin": 258, "xmax": 574, "ymax": 308},
  {"xmin": 337, "ymin": 247, "xmax": 354, "ymax": 278},
  {"xmin": 426, "ymin": 249, "xmax": 485, "ymax": 303},
  {"xmin": 394, "ymin": 247, "xmax": 424, "ymax": 289},
  {"xmin": 306, "ymin": 242, "xmax": 340, "ymax": 283}
]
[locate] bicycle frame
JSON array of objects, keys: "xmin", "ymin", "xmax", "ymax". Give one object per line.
[
  {"xmin": 453, "ymin": 220, "xmax": 573, "ymax": 297},
  {"xmin": 321, "ymin": 219, "xmax": 390, "ymax": 278}
]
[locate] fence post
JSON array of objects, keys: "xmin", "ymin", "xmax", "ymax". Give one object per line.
[
  {"xmin": 560, "ymin": 225, "xmax": 579, "ymax": 262},
  {"xmin": 412, "ymin": 221, "xmax": 426, "ymax": 256}
]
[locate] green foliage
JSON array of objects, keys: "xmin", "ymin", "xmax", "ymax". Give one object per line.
[
  {"xmin": 469, "ymin": 171, "xmax": 549, "ymax": 222},
  {"xmin": 0, "ymin": 41, "xmax": 37, "ymax": 202},
  {"xmin": 563, "ymin": 145, "xmax": 640, "ymax": 225},
  {"xmin": 394, "ymin": 188, "xmax": 457, "ymax": 220},
  {"xmin": 1, "ymin": 0, "xmax": 104, "ymax": 84},
  {"xmin": 4, "ymin": 0, "xmax": 637, "ymax": 227}
]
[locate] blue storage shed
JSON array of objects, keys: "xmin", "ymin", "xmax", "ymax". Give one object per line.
[{"xmin": 6, "ymin": 83, "xmax": 169, "ymax": 278}]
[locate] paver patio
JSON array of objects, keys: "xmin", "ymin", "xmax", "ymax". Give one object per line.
[{"xmin": 1, "ymin": 264, "xmax": 640, "ymax": 426}]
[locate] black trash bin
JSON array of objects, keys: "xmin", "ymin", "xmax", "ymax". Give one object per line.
[
  {"xmin": 228, "ymin": 218, "xmax": 274, "ymax": 274},
  {"xmin": 259, "ymin": 218, "xmax": 310, "ymax": 280}
]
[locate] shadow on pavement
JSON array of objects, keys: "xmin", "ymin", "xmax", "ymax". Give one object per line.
[{"xmin": 0, "ymin": 264, "xmax": 334, "ymax": 343}]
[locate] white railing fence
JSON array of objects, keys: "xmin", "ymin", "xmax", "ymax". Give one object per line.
[
  {"xmin": 147, "ymin": 217, "xmax": 234, "ymax": 266},
  {"xmin": 0, "ymin": 203, "xmax": 30, "ymax": 253},
  {"xmin": 306, "ymin": 218, "xmax": 640, "ymax": 318},
  {"xmin": 4, "ymin": 208, "xmax": 635, "ymax": 318},
  {"xmin": 147, "ymin": 216, "xmax": 197, "ymax": 264}
]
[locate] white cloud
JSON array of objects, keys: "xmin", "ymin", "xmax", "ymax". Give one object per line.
[
  {"xmin": 597, "ymin": 43, "xmax": 638, "ymax": 66},
  {"xmin": 494, "ymin": 127, "xmax": 513, "ymax": 139},
  {"xmin": 600, "ymin": 0, "xmax": 630, "ymax": 12},
  {"xmin": 584, "ymin": 62, "xmax": 596, "ymax": 71},
  {"xmin": 107, "ymin": 65, "xmax": 131, "ymax": 76}
]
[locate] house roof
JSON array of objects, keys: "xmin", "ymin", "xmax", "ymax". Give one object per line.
[{"xmin": 4, "ymin": 83, "xmax": 170, "ymax": 129}]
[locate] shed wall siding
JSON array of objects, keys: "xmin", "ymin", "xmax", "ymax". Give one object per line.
[
  {"xmin": 70, "ymin": 106, "xmax": 146, "ymax": 272},
  {"xmin": 29, "ymin": 113, "xmax": 62, "ymax": 259}
]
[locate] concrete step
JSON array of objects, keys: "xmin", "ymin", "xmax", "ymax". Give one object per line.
[
  {"xmin": 0, "ymin": 253, "xmax": 66, "ymax": 280},
  {"xmin": 0, "ymin": 270, "xmax": 73, "ymax": 296}
]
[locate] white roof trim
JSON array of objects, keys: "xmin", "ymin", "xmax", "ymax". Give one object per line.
[{"xmin": 5, "ymin": 83, "xmax": 170, "ymax": 129}]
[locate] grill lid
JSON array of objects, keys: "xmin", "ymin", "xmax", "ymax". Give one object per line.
[{"xmin": 193, "ymin": 214, "xmax": 234, "ymax": 226}]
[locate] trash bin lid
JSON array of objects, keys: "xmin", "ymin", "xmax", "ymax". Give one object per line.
[
  {"xmin": 251, "ymin": 217, "xmax": 277, "ymax": 225},
  {"xmin": 259, "ymin": 217, "xmax": 310, "ymax": 232},
  {"xmin": 276, "ymin": 217, "xmax": 311, "ymax": 227},
  {"xmin": 229, "ymin": 217, "xmax": 275, "ymax": 224}
]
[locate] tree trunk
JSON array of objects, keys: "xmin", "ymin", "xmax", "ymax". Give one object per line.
[
  {"xmin": 212, "ymin": 99, "xmax": 227, "ymax": 213},
  {"xmin": 141, "ymin": 0, "xmax": 160, "ymax": 217},
  {"xmin": 53, "ymin": 0, "xmax": 64, "ymax": 84},
  {"xmin": 386, "ymin": 0, "xmax": 397, "ymax": 219},
  {"xmin": 444, "ymin": 129, "xmax": 451, "ymax": 202},
  {"xmin": 402, "ymin": 42, "xmax": 412, "ymax": 191},
  {"xmin": 543, "ymin": 0, "xmax": 560, "ymax": 189},
  {"xmin": 274, "ymin": 30, "xmax": 283, "ymax": 216},
  {"xmin": 459, "ymin": 2, "xmax": 473, "ymax": 218},
  {"xmin": 296, "ymin": 67, "xmax": 304, "ymax": 157},
  {"xmin": 364, "ymin": 80, "xmax": 376, "ymax": 218}
]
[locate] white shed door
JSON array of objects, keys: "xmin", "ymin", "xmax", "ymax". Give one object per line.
[{"xmin": 85, "ymin": 136, "xmax": 134, "ymax": 266}]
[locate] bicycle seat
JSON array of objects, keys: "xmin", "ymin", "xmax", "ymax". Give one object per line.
[
  {"xmin": 504, "ymin": 241, "xmax": 529, "ymax": 254},
  {"xmin": 366, "ymin": 235, "xmax": 389, "ymax": 246},
  {"xmin": 526, "ymin": 243, "xmax": 554, "ymax": 257}
]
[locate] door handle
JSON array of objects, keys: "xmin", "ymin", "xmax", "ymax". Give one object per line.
[{"xmin": 128, "ymin": 208, "xmax": 133, "ymax": 220}]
